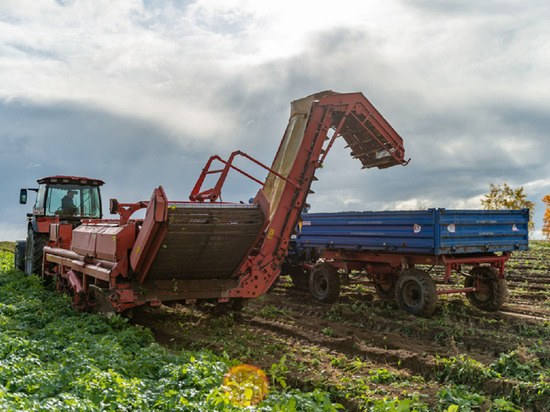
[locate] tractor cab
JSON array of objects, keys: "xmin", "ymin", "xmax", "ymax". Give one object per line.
[
  {"xmin": 16, "ymin": 175, "xmax": 105, "ymax": 275},
  {"xmin": 21, "ymin": 176, "xmax": 104, "ymax": 220}
]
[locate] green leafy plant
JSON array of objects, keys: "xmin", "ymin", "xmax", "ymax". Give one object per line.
[
  {"xmin": 437, "ymin": 385, "xmax": 488, "ymax": 411},
  {"xmin": 0, "ymin": 251, "xmax": 342, "ymax": 411}
]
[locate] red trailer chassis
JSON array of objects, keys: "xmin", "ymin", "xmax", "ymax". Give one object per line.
[
  {"xmin": 42, "ymin": 91, "xmax": 408, "ymax": 314},
  {"xmin": 292, "ymin": 248, "xmax": 512, "ymax": 318}
]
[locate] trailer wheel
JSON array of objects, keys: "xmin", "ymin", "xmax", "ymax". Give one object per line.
[
  {"xmin": 464, "ymin": 266, "xmax": 508, "ymax": 311},
  {"xmin": 374, "ymin": 273, "xmax": 397, "ymax": 301},
  {"xmin": 309, "ymin": 262, "xmax": 340, "ymax": 303},
  {"xmin": 395, "ymin": 269, "xmax": 437, "ymax": 317},
  {"xmin": 24, "ymin": 227, "xmax": 48, "ymax": 276},
  {"xmin": 14, "ymin": 241, "xmax": 26, "ymax": 271}
]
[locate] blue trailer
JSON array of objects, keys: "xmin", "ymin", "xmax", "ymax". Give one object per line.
[{"xmin": 284, "ymin": 208, "xmax": 529, "ymax": 317}]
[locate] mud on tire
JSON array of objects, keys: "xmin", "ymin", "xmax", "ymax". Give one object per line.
[
  {"xmin": 464, "ymin": 266, "xmax": 508, "ymax": 311},
  {"xmin": 309, "ymin": 262, "xmax": 340, "ymax": 303},
  {"xmin": 395, "ymin": 269, "xmax": 437, "ymax": 317}
]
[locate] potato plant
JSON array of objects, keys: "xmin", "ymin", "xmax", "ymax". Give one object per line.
[{"xmin": 0, "ymin": 250, "xmax": 341, "ymax": 411}]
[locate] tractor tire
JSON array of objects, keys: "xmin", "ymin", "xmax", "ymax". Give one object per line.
[
  {"xmin": 24, "ymin": 227, "xmax": 48, "ymax": 276},
  {"xmin": 309, "ymin": 262, "xmax": 340, "ymax": 303},
  {"xmin": 464, "ymin": 266, "xmax": 508, "ymax": 311},
  {"xmin": 395, "ymin": 269, "xmax": 437, "ymax": 317},
  {"xmin": 14, "ymin": 241, "xmax": 26, "ymax": 271},
  {"xmin": 374, "ymin": 273, "xmax": 398, "ymax": 301}
]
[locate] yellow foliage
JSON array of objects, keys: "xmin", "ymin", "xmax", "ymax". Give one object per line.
[
  {"xmin": 481, "ymin": 183, "xmax": 535, "ymax": 232},
  {"xmin": 542, "ymin": 195, "xmax": 550, "ymax": 240}
]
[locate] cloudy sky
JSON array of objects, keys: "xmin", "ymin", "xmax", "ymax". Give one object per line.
[{"xmin": 1, "ymin": 0, "xmax": 549, "ymax": 241}]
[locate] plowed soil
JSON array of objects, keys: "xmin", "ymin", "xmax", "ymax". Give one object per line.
[{"xmin": 131, "ymin": 245, "xmax": 550, "ymax": 410}]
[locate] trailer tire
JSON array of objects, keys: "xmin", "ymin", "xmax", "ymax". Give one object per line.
[
  {"xmin": 464, "ymin": 266, "xmax": 508, "ymax": 311},
  {"xmin": 374, "ymin": 273, "xmax": 397, "ymax": 301},
  {"xmin": 24, "ymin": 227, "xmax": 48, "ymax": 276},
  {"xmin": 14, "ymin": 241, "xmax": 26, "ymax": 271},
  {"xmin": 309, "ymin": 262, "xmax": 340, "ymax": 303},
  {"xmin": 395, "ymin": 269, "xmax": 437, "ymax": 317}
]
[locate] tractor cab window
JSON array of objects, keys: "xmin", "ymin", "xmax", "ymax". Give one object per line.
[{"xmin": 43, "ymin": 184, "xmax": 101, "ymax": 219}]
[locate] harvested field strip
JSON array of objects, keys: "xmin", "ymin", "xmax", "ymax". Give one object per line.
[{"xmin": 134, "ymin": 244, "xmax": 550, "ymax": 411}]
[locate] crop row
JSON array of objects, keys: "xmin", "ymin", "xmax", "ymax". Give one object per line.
[{"xmin": 0, "ymin": 250, "xmax": 340, "ymax": 411}]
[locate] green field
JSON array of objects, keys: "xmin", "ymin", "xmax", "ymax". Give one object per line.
[{"xmin": 0, "ymin": 249, "xmax": 340, "ymax": 411}]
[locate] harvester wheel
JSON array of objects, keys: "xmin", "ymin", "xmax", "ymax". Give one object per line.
[
  {"xmin": 374, "ymin": 273, "xmax": 397, "ymax": 301},
  {"xmin": 395, "ymin": 269, "xmax": 437, "ymax": 317},
  {"xmin": 88, "ymin": 285, "xmax": 116, "ymax": 317},
  {"xmin": 309, "ymin": 262, "xmax": 340, "ymax": 303},
  {"xmin": 24, "ymin": 227, "xmax": 48, "ymax": 276},
  {"xmin": 211, "ymin": 298, "xmax": 247, "ymax": 315},
  {"xmin": 464, "ymin": 266, "xmax": 508, "ymax": 311}
]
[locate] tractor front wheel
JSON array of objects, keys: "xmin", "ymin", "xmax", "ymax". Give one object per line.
[
  {"xmin": 24, "ymin": 227, "xmax": 48, "ymax": 276},
  {"xmin": 395, "ymin": 269, "xmax": 437, "ymax": 317},
  {"xmin": 464, "ymin": 266, "xmax": 508, "ymax": 311},
  {"xmin": 309, "ymin": 262, "xmax": 340, "ymax": 303},
  {"xmin": 14, "ymin": 241, "xmax": 26, "ymax": 271}
]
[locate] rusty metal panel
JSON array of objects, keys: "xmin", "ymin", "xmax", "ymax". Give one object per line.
[
  {"xmin": 95, "ymin": 225, "xmax": 136, "ymax": 261},
  {"xmin": 70, "ymin": 224, "xmax": 136, "ymax": 261},
  {"xmin": 146, "ymin": 203, "xmax": 265, "ymax": 280},
  {"xmin": 130, "ymin": 187, "xmax": 168, "ymax": 278},
  {"xmin": 71, "ymin": 225, "xmax": 99, "ymax": 256}
]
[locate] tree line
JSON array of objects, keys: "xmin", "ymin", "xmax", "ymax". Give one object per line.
[{"xmin": 481, "ymin": 183, "xmax": 550, "ymax": 239}]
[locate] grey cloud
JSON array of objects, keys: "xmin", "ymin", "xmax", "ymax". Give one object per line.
[{"xmin": 2, "ymin": 0, "xmax": 550, "ymax": 240}]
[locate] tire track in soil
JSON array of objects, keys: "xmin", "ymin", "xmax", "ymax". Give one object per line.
[
  {"xmin": 244, "ymin": 313, "xmax": 439, "ymax": 379},
  {"xmin": 131, "ymin": 246, "xmax": 550, "ymax": 410}
]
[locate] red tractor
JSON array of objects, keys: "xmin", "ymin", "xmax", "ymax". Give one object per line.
[{"xmin": 15, "ymin": 176, "xmax": 104, "ymax": 275}]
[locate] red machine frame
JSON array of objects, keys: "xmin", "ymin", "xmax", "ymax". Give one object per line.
[
  {"xmin": 42, "ymin": 91, "xmax": 408, "ymax": 313},
  {"xmin": 320, "ymin": 249, "xmax": 511, "ymax": 296}
]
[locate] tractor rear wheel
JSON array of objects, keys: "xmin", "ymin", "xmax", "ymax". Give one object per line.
[
  {"xmin": 309, "ymin": 262, "xmax": 340, "ymax": 303},
  {"xmin": 395, "ymin": 269, "xmax": 437, "ymax": 317},
  {"xmin": 464, "ymin": 266, "xmax": 508, "ymax": 311},
  {"xmin": 24, "ymin": 227, "xmax": 48, "ymax": 276}
]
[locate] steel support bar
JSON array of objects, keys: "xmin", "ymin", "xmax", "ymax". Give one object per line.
[
  {"xmin": 318, "ymin": 107, "xmax": 349, "ymax": 165},
  {"xmin": 350, "ymin": 111, "xmax": 409, "ymax": 166},
  {"xmin": 442, "ymin": 253, "xmax": 510, "ymax": 280},
  {"xmin": 437, "ymin": 287, "xmax": 476, "ymax": 295},
  {"xmin": 43, "ymin": 246, "xmax": 117, "ymax": 269},
  {"xmin": 190, "ymin": 151, "xmax": 299, "ymax": 202}
]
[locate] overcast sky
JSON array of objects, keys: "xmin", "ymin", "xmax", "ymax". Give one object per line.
[{"xmin": 1, "ymin": 0, "xmax": 549, "ymax": 241}]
